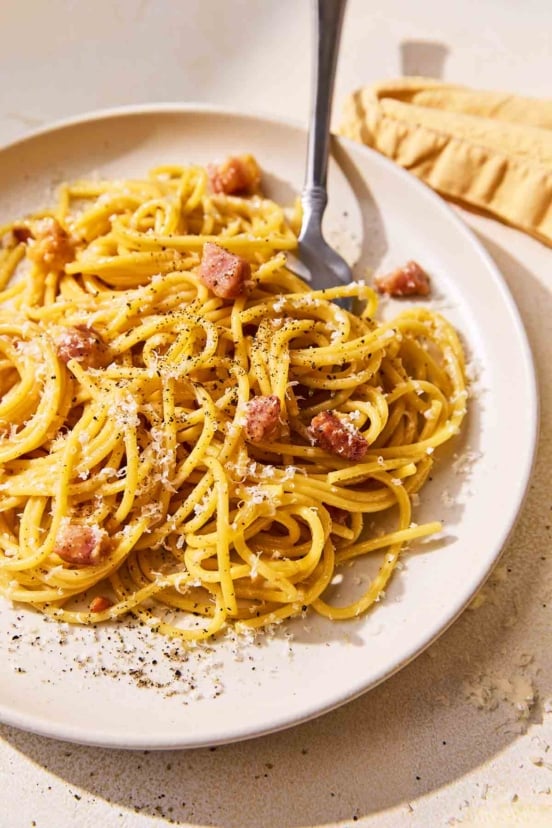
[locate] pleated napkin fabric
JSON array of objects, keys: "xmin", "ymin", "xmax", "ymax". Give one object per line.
[{"xmin": 339, "ymin": 78, "xmax": 552, "ymax": 247}]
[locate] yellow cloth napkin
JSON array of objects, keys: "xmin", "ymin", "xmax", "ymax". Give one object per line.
[{"xmin": 339, "ymin": 78, "xmax": 552, "ymax": 247}]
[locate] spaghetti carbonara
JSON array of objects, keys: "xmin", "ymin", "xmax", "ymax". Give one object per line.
[{"xmin": 0, "ymin": 155, "xmax": 467, "ymax": 642}]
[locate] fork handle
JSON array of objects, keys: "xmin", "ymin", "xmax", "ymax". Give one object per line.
[{"xmin": 301, "ymin": 0, "xmax": 347, "ymax": 239}]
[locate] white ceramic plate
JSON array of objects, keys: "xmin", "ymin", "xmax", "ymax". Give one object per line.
[{"xmin": 0, "ymin": 106, "xmax": 538, "ymax": 749}]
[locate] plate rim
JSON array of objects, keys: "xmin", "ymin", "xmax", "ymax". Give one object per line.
[{"xmin": 0, "ymin": 103, "xmax": 540, "ymax": 749}]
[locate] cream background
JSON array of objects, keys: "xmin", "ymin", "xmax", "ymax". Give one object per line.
[{"xmin": 0, "ymin": 1, "xmax": 551, "ymax": 826}]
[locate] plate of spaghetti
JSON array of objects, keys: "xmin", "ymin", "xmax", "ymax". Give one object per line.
[{"xmin": 0, "ymin": 106, "xmax": 537, "ymax": 748}]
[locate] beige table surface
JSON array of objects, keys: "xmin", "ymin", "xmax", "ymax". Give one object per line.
[{"xmin": 0, "ymin": 2, "xmax": 551, "ymax": 826}]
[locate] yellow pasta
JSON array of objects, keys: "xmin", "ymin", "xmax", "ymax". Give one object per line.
[{"xmin": 0, "ymin": 159, "xmax": 467, "ymax": 642}]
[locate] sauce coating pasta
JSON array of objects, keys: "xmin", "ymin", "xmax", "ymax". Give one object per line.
[{"xmin": 0, "ymin": 158, "xmax": 467, "ymax": 641}]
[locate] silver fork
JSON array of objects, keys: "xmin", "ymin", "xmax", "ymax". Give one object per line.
[{"xmin": 288, "ymin": 0, "xmax": 352, "ymax": 298}]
